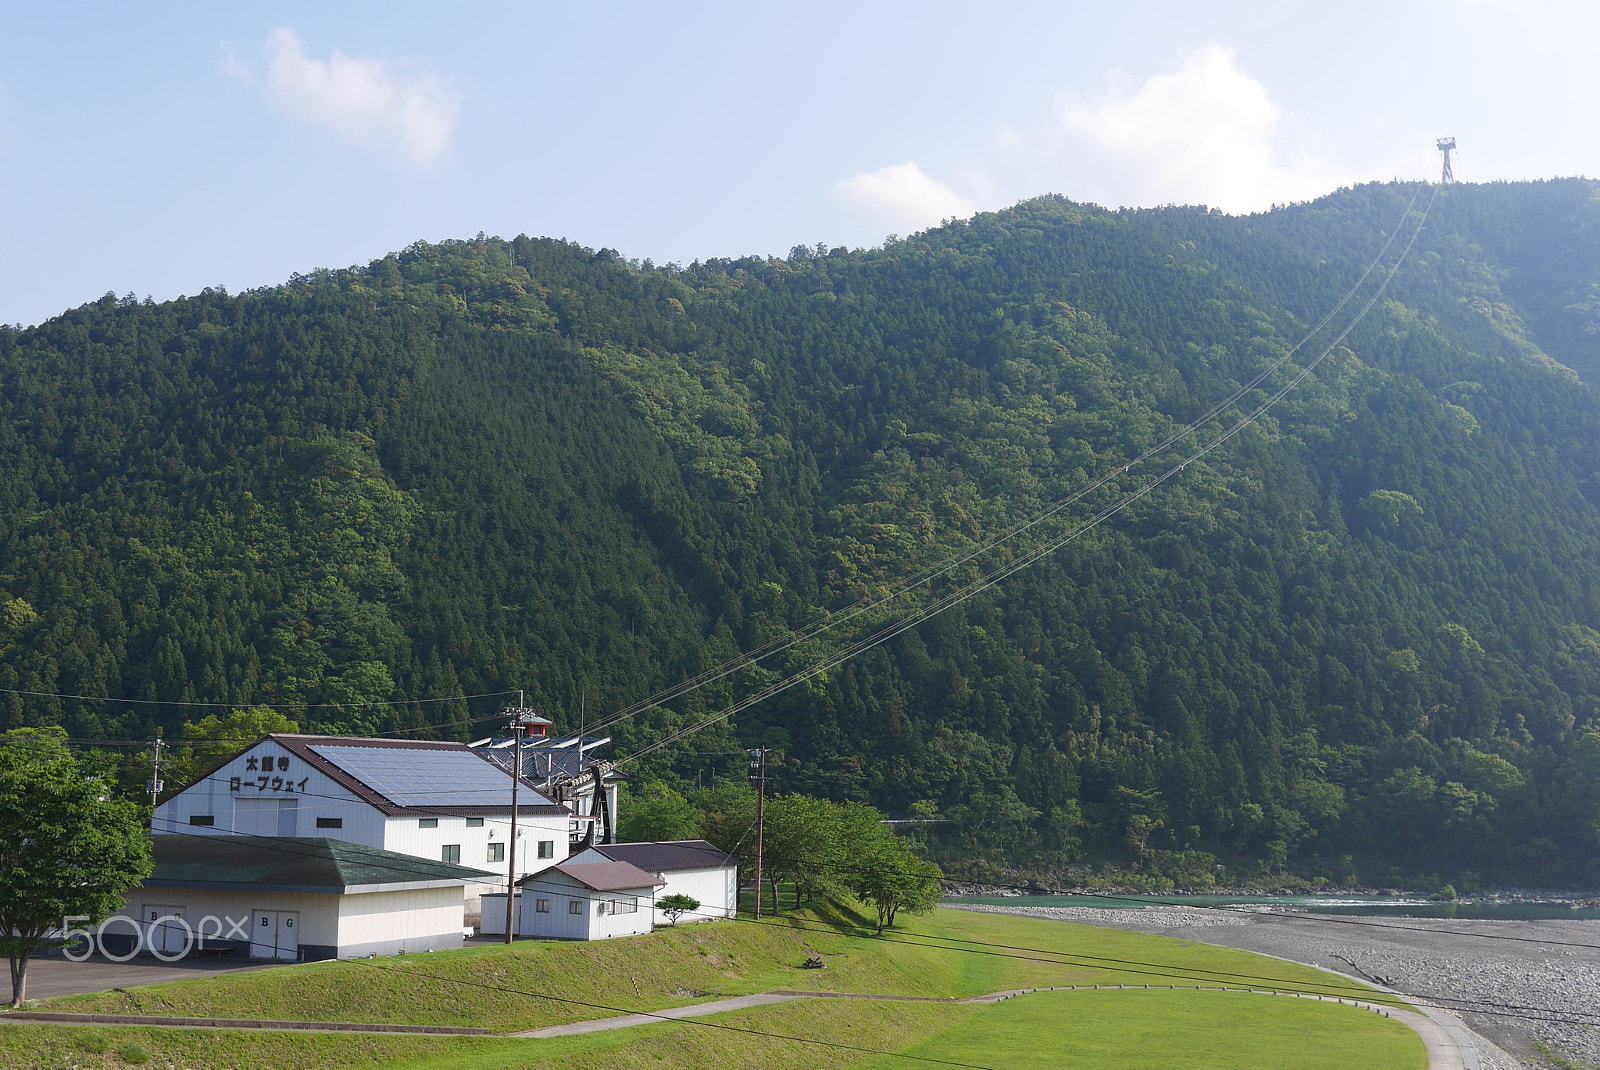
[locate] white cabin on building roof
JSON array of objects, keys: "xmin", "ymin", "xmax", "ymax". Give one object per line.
[{"xmin": 151, "ymin": 734, "xmax": 574, "ymax": 914}]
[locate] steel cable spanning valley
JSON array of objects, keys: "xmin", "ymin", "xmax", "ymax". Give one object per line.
[
  {"xmin": 4, "ymin": 185, "xmax": 1431, "ymax": 752},
  {"xmin": 567, "ymin": 188, "xmax": 1429, "ymax": 750},
  {"xmin": 607, "ymin": 182, "xmax": 1441, "ymax": 768}
]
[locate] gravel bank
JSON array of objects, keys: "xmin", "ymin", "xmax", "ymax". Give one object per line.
[{"xmin": 949, "ymin": 903, "xmax": 1600, "ymax": 1069}]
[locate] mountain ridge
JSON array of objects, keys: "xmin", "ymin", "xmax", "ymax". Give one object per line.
[{"xmin": 4, "ymin": 179, "xmax": 1600, "ymax": 885}]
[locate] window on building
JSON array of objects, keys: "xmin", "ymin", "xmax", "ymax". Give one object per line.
[
  {"xmin": 535, "ymin": 899, "xmax": 550, "ymax": 913},
  {"xmin": 189, "ymin": 815, "xmax": 215, "ymax": 827},
  {"xmin": 537, "ymin": 840, "xmax": 554, "ymax": 859},
  {"xmin": 316, "ymin": 817, "xmax": 342, "ymax": 829},
  {"xmin": 466, "ymin": 816, "xmax": 484, "ymax": 827},
  {"xmin": 419, "ymin": 818, "xmax": 439, "ymax": 828},
  {"xmin": 611, "ymin": 897, "xmax": 638, "ymax": 914},
  {"xmin": 568, "ymin": 899, "xmax": 582, "ymax": 915},
  {"xmin": 441, "ymin": 844, "xmax": 461, "ymax": 864},
  {"xmin": 596, "ymin": 900, "xmax": 608, "ymax": 915},
  {"xmin": 487, "ymin": 842, "xmax": 505, "ymax": 863}
]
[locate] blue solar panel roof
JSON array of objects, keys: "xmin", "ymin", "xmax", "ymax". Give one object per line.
[{"xmin": 309, "ymin": 745, "xmax": 555, "ymax": 808}]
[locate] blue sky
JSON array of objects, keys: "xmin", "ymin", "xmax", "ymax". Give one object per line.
[{"xmin": 3, "ymin": 1, "xmax": 1595, "ymax": 327}]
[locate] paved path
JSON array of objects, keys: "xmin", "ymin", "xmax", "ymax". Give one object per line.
[
  {"xmin": 508, "ymin": 993, "xmax": 806, "ymax": 1038},
  {"xmin": 509, "ymin": 982, "xmax": 1462, "ymax": 1068},
  {"xmin": 5, "ymin": 979, "xmax": 1465, "ymax": 1066}
]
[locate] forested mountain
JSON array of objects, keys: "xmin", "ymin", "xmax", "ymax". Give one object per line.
[{"xmin": 4, "ymin": 179, "xmax": 1600, "ymax": 887}]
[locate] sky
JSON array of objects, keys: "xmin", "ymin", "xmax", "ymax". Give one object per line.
[{"xmin": 3, "ymin": 0, "xmax": 1597, "ymax": 328}]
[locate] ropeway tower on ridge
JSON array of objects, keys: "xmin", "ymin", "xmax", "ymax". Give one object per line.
[{"xmin": 1437, "ymin": 137, "xmax": 1456, "ymax": 184}]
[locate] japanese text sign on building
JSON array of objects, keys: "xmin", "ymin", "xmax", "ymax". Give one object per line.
[{"xmin": 228, "ymin": 752, "xmax": 306, "ymax": 793}]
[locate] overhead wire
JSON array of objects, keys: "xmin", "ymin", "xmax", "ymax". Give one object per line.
[
  {"xmin": 0, "ymin": 685, "xmax": 519, "ymax": 712},
  {"xmin": 573, "ymin": 188, "xmax": 1428, "ymax": 743},
  {"xmin": 2, "ymin": 190, "xmax": 1426, "ymax": 752},
  {"xmin": 622, "ymin": 184, "xmax": 1440, "ymax": 766}
]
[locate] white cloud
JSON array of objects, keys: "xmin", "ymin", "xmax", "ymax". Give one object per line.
[
  {"xmin": 237, "ymin": 28, "xmax": 460, "ymax": 168},
  {"xmin": 1050, "ymin": 46, "xmax": 1343, "ymax": 212},
  {"xmin": 990, "ymin": 122, "xmax": 1026, "ymax": 151},
  {"xmin": 833, "ymin": 161, "xmax": 975, "ymax": 236}
]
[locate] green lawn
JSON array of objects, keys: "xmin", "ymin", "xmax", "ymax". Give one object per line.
[
  {"xmin": 855, "ymin": 988, "xmax": 1426, "ymax": 1070},
  {"xmin": 1, "ymin": 904, "xmax": 1425, "ymax": 1069}
]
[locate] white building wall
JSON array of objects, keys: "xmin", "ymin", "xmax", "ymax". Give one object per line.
[
  {"xmin": 153, "ymin": 739, "xmax": 572, "ymax": 902},
  {"xmin": 477, "ymin": 893, "xmax": 520, "ymax": 936},
  {"xmin": 649, "ymin": 867, "xmax": 737, "ymax": 925},
  {"xmin": 586, "ymin": 891, "xmax": 653, "ymax": 939},
  {"xmin": 116, "ymin": 885, "xmax": 467, "ymax": 960},
  {"xmin": 514, "ymin": 874, "xmax": 654, "ymax": 940},
  {"xmin": 335, "ymin": 886, "xmax": 465, "ymax": 957},
  {"xmin": 564, "ymin": 849, "xmax": 737, "ymax": 926},
  {"xmin": 515, "ymin": 884, "xmax": 589, "ymax": 940},
  {"xmin": 384, "ymin": 813, "xmax": 570, "ymax": 920},
  {"xmin": 153, "ymin": 740, "xmax": 375, "ymax": 844},
  {"xmin": 116, "ymin": 888, "xmax": 341, "ymax": 956}
]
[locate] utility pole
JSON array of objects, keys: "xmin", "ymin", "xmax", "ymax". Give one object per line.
[
  {"xmin": 147, "ymin": 733, "xmax": 165, "ymax": 808},
  {"xmin": 504, "ymin": 694, "xmax": 538, "ymax": 944},
  {"xmin": 750, "ymin": 747, "xmax": 767, "ymax": 920}
]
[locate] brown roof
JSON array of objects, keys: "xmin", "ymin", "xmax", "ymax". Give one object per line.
[{"xmin": 525, "ymin": 861, "xmax": 665, "ymax": 893}]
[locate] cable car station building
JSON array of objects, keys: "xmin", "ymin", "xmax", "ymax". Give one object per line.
[{"xmin": 151, "ymin": 734, "xmax": 575, "ymax": 916}]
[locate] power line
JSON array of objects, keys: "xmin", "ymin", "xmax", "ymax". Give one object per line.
[
  {"xmin": 36, "ymin": 710, "xmax": 525, "ymax": 750},
  {"xmin": 0, "ymin": 685, "xmax": 519, "ymax": 712},
  {"xmin": 10, "ymin": 189, "xmax": 1432, "ymax": 797},
  {"xmin": 567, "ymin": 188, "xmax": 1429, "ymax": 744},
  {"xmin": 616, "ymin": 187, "xmax": 1440, "ymax": 766}
]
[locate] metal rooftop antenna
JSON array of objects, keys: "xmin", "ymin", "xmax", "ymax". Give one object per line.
[{"xmin": 1436, "ymin": 138, "xmax": 1457, "ymax": 184}]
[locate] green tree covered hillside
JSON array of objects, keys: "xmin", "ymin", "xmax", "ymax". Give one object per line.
[{"xmin": 3, "ymin": 180, "xmax": 1600, "ymax": 884}]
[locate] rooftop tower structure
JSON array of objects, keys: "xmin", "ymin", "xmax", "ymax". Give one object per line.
[{"xmin": 1437, "ymin": 137, "xmax": 1457, "ymax": 184}]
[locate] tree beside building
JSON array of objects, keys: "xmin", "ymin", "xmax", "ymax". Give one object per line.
[{"xmin": 0, "ymin": 729, "xmax": 153, "ymax": 1005}]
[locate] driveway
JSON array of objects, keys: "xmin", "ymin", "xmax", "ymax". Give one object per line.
[{"xmin": 18, "ymin": 953, "xmax": 289, "ymax": 1001}]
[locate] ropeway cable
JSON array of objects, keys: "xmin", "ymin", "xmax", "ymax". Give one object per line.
[
  {"xmin": 576, "ymin": 185, "xmax": 1426, "ymax": 741},
  {"xmin": 621, "ymin": 184, "xmax": 1440, "ymax": 765},
  {"xmin": 1, "ymin": 191, "xmax": 1423, "ymax": 742}
]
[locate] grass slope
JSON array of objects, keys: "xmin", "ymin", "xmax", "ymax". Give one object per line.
[
  {"xmin": 856, "ymin": 989, "xmax": 1426, "ymax": 1070},
  {"xmin": 1, "ymin": 905, "xmax": 1423, "ymax": 1069}
]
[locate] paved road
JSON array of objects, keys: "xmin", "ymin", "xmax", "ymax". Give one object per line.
[
  {"xmin": 508, "ymin": 992, "xmax": 806, "ymax": 1038},
  {"xmin": 18, "ymin": 953, "xmax": 286, "ymax": 1001}
]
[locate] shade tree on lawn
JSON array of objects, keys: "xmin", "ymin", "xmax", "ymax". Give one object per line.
[{"xmin": 0, "ymin": 728, "xmax": 152, "ymax": 1006}]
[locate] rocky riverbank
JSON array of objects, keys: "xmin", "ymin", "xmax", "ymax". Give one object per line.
[{"xmin": 949, "ymin": 902, "xmax": 1600, "ymax": 1069}]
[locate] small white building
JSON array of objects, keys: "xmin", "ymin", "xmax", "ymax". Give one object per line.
[
  {"xmin": 566, "ymin": 840, "xmax": 738, "ymax": 926},
  {"xmin": 151, "ymin": 734, "xmax": 574, "ymax": 916},
  {"xmin": 514, "ymin": 861, "xmax": 663, "ymax": 941},
  {"xmin": 121, "ymin": 835, "xmax": 494, "ymax": 961}
]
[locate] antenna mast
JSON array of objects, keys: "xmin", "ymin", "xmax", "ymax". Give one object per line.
[{"xmin": 1436, "ymin": 138, "xmax": 1456, "ymax": 184}]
